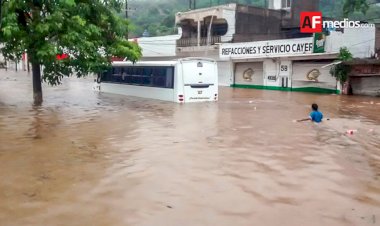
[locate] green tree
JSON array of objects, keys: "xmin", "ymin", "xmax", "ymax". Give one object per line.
[
  {"xmin": 343, "ymin": 0, "xmax": 369, "ymax": 16},
  {"xmin": 126, "ymin": 0, "xmax": 379, "ymax": 37},
  {"xmin": 0, "ymin": 0, "xmax": 142, "ymax": 105},
  {"xmin": 320, "ymin": 0, "xmax": 345, "ymax": 18},
  {"xmin": 346, "ymin": 4, "xmax": 380, "ymax": 21},
  {"xmin": 330, "ymin": 47, "xmax": 353, "ymax": 87}
]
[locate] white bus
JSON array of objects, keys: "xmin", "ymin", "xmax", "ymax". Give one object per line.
[{"xmin": 94, "ymin": 58, "xmax": 218, "ymax": 103}]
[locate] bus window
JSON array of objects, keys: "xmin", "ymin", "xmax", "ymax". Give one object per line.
[
  {"xmin": 103, "ymin": 65, "xmax": 174, "ymax": 89},
  {"xmin": 165, "ymin": 67, "xmax": 174, "ymax": 88},
  {"xmin": 143, "ymin": 67, "xmax": 152, "ymax": 85},
  {"xmin": 149, "ymin": 66, "xmax": 174, "ymax": 88},
  {"xmin": 129, "ymin": 67, "xmax": 137, "ymax": 84},
  {"xmin": 151, "ymin": 67, "xmax": 164, "ymax": 88},
  {"xmin": 112, "ymin": 67, "xmax": 122, "ymax": 83},
  {"xmin": 101, "ymin": 71, "xmax": 110, "ymax": 82},
  {"xmin": 124, "ymin": 67, "xmax": 132, "ymax": 84}
]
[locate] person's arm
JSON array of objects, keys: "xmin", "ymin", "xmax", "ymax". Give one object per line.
[
  {"xmin": 297, "ymin": 112, "xmax": 313, "ymax": 122},
  {"xmin": 297, "ymin": 118, "xmax": 311, "ymax": 122}
]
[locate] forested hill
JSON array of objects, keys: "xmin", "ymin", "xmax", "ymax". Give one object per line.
[{"xmin": 127, "ymin": 0, "xmax": 380, "ymax": 37}]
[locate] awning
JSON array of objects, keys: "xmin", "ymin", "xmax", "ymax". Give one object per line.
[{"xmin": 321, "ymin": 61, "xmax": 342, "ymax": 68}]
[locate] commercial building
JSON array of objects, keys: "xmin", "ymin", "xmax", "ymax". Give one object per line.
[{"xmin": 135, "ymin": 0, "xmax": 377, "ymax": 94}]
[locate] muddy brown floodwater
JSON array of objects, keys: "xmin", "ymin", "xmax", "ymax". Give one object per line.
[{"xmin": 0, "ymin": 71, "xmax": 379, "ymax": 226}]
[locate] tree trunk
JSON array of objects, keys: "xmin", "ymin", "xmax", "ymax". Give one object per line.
[{"xmin": 32, "ymin": 62, "xmax": 43, "ymax": 105}]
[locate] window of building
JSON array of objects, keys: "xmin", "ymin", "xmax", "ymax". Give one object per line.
[{"xmin": 282, "ymin": 0, "xmax": 291, "ymax": 8}]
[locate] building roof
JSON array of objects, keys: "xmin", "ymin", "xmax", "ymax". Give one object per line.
[{"xmin": 344, "ymin": 59, "xmax": 380, "ymax": 65}]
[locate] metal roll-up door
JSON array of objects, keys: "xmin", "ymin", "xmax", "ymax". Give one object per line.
[{"xmin": 234, "ymin": 62, "xmax": 264, "ymax": 86}]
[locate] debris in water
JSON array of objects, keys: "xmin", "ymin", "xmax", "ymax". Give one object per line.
[
  {"xmin": 23, "ymin": 192, "xmax": 37, "ymax": 198},
  {"xmin": 166, "ymin": 205, "xmax": 173, "ymax": 209},
  {"xmin": 346, "ymin": 130, "xmax": 358, "ymax": 135}
]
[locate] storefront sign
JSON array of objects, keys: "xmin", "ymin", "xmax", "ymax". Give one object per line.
[
  {"xmin": 267, "ymin": 76, "xmax": 277, "ymax": 81},
  {"xmin": 306, "ymin": 69, "xmax": 321, "ymax": 81},
  {"xmin": 220, "ymin": 38, "xmax": 313, "ymax": 59},
  {"xmin": 242, "ymin": 68, "xmax": 254, "ymax": 81},
  {"xmin": 279, "ymin": 61, "xmax": 291, "ymax": 76},
  {"xmin": 313, "ymin": 33, "xmax": 325, "ymax": 53}
]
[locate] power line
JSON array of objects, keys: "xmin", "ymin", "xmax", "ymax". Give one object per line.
[
  {"xmin": 144, "ymin": 37, "xmax": 376, "ymax": 46},
  {"xmin": 346, "ymin": 38, "xmax": 375, "ymax": 47}
]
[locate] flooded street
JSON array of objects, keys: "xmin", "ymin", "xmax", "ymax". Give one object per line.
[{"xmin": 1, "ymin": 71, "xmax": 379, "ymax": 226}]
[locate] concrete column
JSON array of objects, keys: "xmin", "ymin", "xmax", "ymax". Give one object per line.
[
  {"xmin": 337, "ymin": 80, "xmax": 342, "ymax": 94},
  {"xmin": 197, "ymin": 20, "xmax": 201, "ymax": 47},
  {"xmin": 268, "ymin": 0, "xmax": 282, "ymax": 9}
]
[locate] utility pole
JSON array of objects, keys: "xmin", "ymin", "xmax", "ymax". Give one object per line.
[
  {"xmin": 125, "ymin": 0, "xmax": 128, "ymax": 18},
  {"xmin": 125, "ymin": 0, "xmax": 129, "ymax": 39},
  {"xmin": 189, "ymin": 0, "xmax": 196, "ymax": 9},
  {"xmin": 0, "ymin": 0, "xmax": 3, "ymax": 29}
]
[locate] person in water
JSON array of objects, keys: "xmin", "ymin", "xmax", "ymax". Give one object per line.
[{"xmin": 297, "ymin": 103, "xmax": 323, "ymax": 123}]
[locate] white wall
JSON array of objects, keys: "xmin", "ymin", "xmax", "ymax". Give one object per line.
[
  {"xmin": 325, "ymin": 27, "xmax": 376, "ymax": 58},
  {"xmin": 217, "ymin": 61, "xmax": 233, "ymax": 86},
  {"xmin": 132, "ymin": 31, "xmax": 181, "ymax": 58},
  {"xmin": 268, "ymin": 0, "xmax": 283, "ymax": 9},
  {"xmin": 263, "ymin": 59, "xmax": 292, "ymax": 88},
  {"xmin": 220, "ymin": 7, "xmax": 236, "ymax": 43},
  {"xmin": 263, "ymin": 59, "xmax": 280, "ymax": 87}
]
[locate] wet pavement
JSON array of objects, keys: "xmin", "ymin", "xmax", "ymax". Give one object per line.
[{"xmin": 0, "ymin": 71, "xmax": 379, "ymax": 226}]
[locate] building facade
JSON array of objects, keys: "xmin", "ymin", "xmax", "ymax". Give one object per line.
[
  {"xmin": 134, "ymin": 1, "xmax": 377, "ymax": 94},
  {"xmin": 218, "ymin": 27, "xmax": 376, "ymax": 93},
  {"xmin": 346, "ymin": 60, "xmax": 380, "ymax": 96}
]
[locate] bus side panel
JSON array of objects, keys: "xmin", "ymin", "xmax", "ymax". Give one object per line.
[
  {"xmin": 181, "ymin": 60, "xmax": 218, "ymax": 102},
  {"xmin": 101, "ymin": 83, "xmax": 175, "ymax": 102}
]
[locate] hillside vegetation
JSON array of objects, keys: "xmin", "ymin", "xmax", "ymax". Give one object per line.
[{"xmin": 127, "ymin": 0, "xmax": 380, "ymax": 37}]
